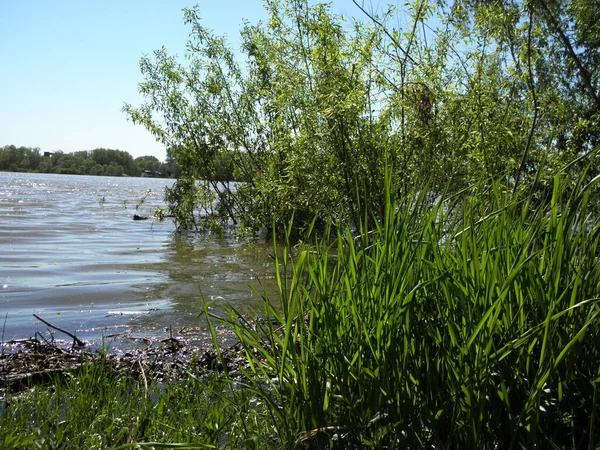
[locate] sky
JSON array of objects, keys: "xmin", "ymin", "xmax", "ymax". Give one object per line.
[
  {"xmin": 0, "ymin": 1, "xmax": 374, "ymax": 162},
  {"xmin": 0, "ymin": 1, "xmax": 269, "ymax": 162}
]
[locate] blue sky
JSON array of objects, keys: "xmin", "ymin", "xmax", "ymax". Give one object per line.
[
  {"xmin": 0, "ymin": 1, "xmax": 272, "ymax": 161},
  {"xmin": 0, "ymin": 1, "xmax": 375, "ymax": 162}
]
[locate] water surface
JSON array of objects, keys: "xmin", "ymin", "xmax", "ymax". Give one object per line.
[{"xmin": 0, "ymin": 172, "xmax": 277, "ymax": 347}]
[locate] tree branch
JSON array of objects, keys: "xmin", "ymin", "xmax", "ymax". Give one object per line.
[
  {"xmin": 536, "ymin": 0, "xmax": 600, "ymax": 109},
  {"xmin": 513, "ymin": 6, "xmax": 539, "ymax": 196},
  {"xmin": 33, "ymin": 314, "xmax": 85, "ymax": 347},
  {"xmin": 351, "ymin": 0, "xmax": 419, "ymax": 68}
]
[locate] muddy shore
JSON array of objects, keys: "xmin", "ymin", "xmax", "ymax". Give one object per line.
[{"xmin": 1, "ymin": 331, "xmax": 250, "ymax": 402}]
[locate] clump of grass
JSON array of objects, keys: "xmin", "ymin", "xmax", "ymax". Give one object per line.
[
  {"xmin": 209, "ymin": 169, "xmax": 600, "ymax": 448},
  {"xmin": 0, "ymin": 357, "xmax": 276, "ymax": 449}
]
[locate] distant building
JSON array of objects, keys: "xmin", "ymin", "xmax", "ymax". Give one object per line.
[{"xmin": 43, "ymin": 152, "xmax": 54, "ymax": 157}]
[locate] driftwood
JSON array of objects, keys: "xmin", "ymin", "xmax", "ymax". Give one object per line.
[{"xmin": 33, "ymin": 314, "xmax": 86, "ymax": 347}]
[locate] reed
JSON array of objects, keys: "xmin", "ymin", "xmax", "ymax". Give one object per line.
[{"xmin": 209, "ymin": 169, "xmax": 600, "ymax": 448}]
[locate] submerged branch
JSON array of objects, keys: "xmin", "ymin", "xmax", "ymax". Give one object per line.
[{"xmin": 33, "ymin": 314, "xmax": 86, "ymax": 347}]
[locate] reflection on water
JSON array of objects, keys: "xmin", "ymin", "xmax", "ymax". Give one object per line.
[
  {"xmin": 0, "ymin": 172, "xmax": 278, "ymax": 348},
  {"xmin": 131, "ymin": 232, "xmax": 280, "ymax": 346}
]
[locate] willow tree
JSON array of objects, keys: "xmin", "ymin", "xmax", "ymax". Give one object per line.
[
  {"xmin": 124, "ymin": 0, "xmax": 389, "ymax": 234},
  {"xmin": 445, "ymin": 0, "xmax": 600, "ymax": 194},
  {"xmin": 125, "ymin": 0, "xmax": 599, "ymax": 233}
]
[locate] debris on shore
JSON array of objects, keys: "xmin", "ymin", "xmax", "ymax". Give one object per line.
[{"xmin": 1, "ymin": 325, "xmax": 251, "ymax": 400}]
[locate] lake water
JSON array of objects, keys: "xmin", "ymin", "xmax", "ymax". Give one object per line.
[{"xmin": 0, "ymin": 172, "xmax": 278, "ymax": 348}]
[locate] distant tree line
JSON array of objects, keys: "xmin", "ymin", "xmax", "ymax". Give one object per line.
[{"xmin": 0, "ymin": 145, "xmax": 178, "ymax": 178}]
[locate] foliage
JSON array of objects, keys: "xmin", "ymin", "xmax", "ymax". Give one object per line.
[
  {"xmin": 204, "ymin": 168, "xmax": 600, "ymax": 447},
  {"xmin": 0, "ymin": 145, "xmax": 43, "ymax": 173},
  {"xmin": 89, "ymin": 148, "xmax": 137, "ymax": 176},
  {"xmin": 125, "ymin": 0, "xmax": 389, "ymax": 234},
  {"xmin": 0, "ymin": 145, "xmax": 174, "ymax": 178},
  {"xmin": 444, "ymin": 0, "xmax": 600, "ymax": 188},
  {"xmin": 135, "ymin": 155, "xmax": 163, "ymax": 176},
  {"xmin": 125, "ymin": 0, "xmax": 599, "ymax": 235}
]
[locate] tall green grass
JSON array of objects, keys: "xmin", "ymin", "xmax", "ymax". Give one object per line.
[{"xmin": 211, "ymin": 170, "xmax": 600, "ymax": 448}]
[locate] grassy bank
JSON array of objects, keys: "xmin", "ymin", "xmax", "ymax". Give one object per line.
[
  {"xmin": 1, "ymin": 357, "xmax": 276, "ymax": 449},
  {"xmin": 2, "ymin": 170, "xmax": 600, "ymax": 448}
]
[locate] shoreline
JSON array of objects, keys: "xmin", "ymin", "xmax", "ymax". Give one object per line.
[{"xmin": 1, "ymin": 330, "xmax": 248, "ymax": 403}]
